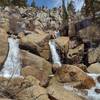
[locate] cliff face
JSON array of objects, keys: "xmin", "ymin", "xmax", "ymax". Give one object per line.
[{"xmin": 0, "ymin": 7, "xmax": 62, "ymax": 33}]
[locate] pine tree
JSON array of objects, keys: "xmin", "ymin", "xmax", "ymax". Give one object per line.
[
  {"xmin": 62, "ymin": 0, "xmax": 68, "ymax": 23},
  {"xmin": 31, "ymin": 0, "xmax": 35, "ymax": 7},
  {"xmin": 67, "ymin": 1, "xmax": 76, "ymax": 38},
  {"xmin": 11, "ymin": 0, "xmax": 27, "ymax": 7},
  {"xmin": 0, "ymin": 0, "xmax": 11, "ymax": 6},
  {"xmin": 85, "ymin": 0, "xmax": 95, "ymax": 20}
]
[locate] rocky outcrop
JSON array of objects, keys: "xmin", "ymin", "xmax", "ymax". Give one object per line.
[
  {"xmin": 88, "ymin": 63, "xmax": 100, "ymax": 74},
  {"xmin": 17, "ymin": 76, "xmax": 49, "ymax": 100},
  {"xmin": 0, "ymin": 28, "xmax": 8, "ymax": 68},
  {"xmin": 78, "ymin": 24, "xmax": 100, "ymax": 43},
  {"xmin": 88, "ymin": 46, "xmax": 100, "ymax": 64},
  {"xmin": 0, "ymin": 76, "xmax": 49, "ymax": 100},
  {"xmin": 67, "ymin": 44, "xmax": 84, "ymax": 64},
  {"xmin": 55, "ymin": 65, "xmax": 95, "ymax": 89},
  {"xmin": 21, "ymin": 50, "xmax": 52, "ymax": 86},
  {"xmin": 55, "ymin": 36, "xmax": 69, "ymax": 53},
  {"xmin": 47, "ymin": 83, "xmax": 85, "ymax": 100},
  {"xmin": 20, "ymin": 32, "xmax": 50, "ymax": 60},
  {"xmin": 74, "ymin": 64, "xmax": 88, "ymax": 72}
]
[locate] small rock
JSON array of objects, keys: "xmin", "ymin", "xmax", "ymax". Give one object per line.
[{"xmin": 95, "ymin": 89, "xmax": 100, "ymax": 94}]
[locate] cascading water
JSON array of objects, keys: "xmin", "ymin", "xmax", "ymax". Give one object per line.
[
  {"xmin": 0, "ymin": 35, "xmax": 21, "ymax": 78},
  {"xmin": 49, "ymin": 39, "xmax": 61, "ymax": 67},
  {"xmin": 64, "ymin": 73, "xmax": 100, "ymax": 100},
  {"xmin": 86, "ymin": 74, "xmax": 100, "ymax": 100}
]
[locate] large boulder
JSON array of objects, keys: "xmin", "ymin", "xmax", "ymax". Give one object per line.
[
  {"xmin": 16, "ymin": 76, "xmax": 49, "ymax": 100},
  {"xmin": 88, "ymin": 46, "xmax": 100, "ymax": 64},
  {"xmin": 17, "ymin": 84, "xmax": 50, "ymax": 100},
  {"xmin": 0, "ymin": 76, "xmax": 49, "ymax": 100},
  {"xmin": 55, "ymin": 36, "xmax": 69, "ymax": 53},
  {"xmin": 88, "ymin": 63, "xmax": 100, "ymax": 74},
  {"xmin": 21, "ymin": 50, "xmax": 52, "ymax": 86},
  {"xmin": 0, "ymin": 28, "xmax": 8, "ymax": 68},
  {"xmin": 0, "ymin": 77, "xmax": 30, "ymax": 99},
  {"xmin": 47, "ymin": 83, "xmax": 85, "ymax": 100},
  {"xmin": 55, "ymin": 65, "xmax": 95, "ymax": 89},
  {"xmin": 67, "ymin": 44, "xmax": 84, "ymax": 64},
  {"xmin": 74, "ymin": 64, "xmax": 88, "ymax": 72},
  {"xmin": 78, "ymin": 24, "xmax": 100, "ymax": 43},
  {"xmin": 20, "ymin": 32, "xmax": 50, "ymax": 60},
  {"xmin": 0, "ymin": 14, "xmax": 9, "ymax": 31}
]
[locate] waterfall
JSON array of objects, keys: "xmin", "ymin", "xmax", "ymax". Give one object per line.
[
  {"xmin": 86, "ymin": 74, "xmax": 100, "ymax": 100},
  {"xmin": 64, "ymin": 73, "xmax": 100, "ymax": 100},
  {"xmin": 49, "ymin": 40, "xmax": 61, "ymax": 67},
  {"xmin": 0, "ymin": 36, "xmax": 22, "ymax": 78}
]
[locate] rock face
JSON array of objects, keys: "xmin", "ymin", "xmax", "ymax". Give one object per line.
[
  {"xmin": 17, "ymin": 85, "xmax": 50, "ymax": 100},
  {"xmin": 88, "ymin": 63, "xmax": 100, "ymax": 74},
  {"xmin": 55, "ymin": 65, "xmax": 95, "ymax": 89},
  {"xmin": 88, "ymin": 46, "xmax": 100, "ymax": 64},
  {"xmin": 79, "ymin": 24, "xmax": 100, "ymax": 43},
  {"xmin": 0, "ymin": 28, "xmax": 8, "ymax": 68},
  {"xmin": 0, "ymin": 76, "xmax": 49, "ymax": 100},
  {"xmin": 20, "ymin": 32, "xmax": 50, "ymax": 60},
  {"xmin": 74, "ymin": 64, "xmax": 88, "ymax": 72},
  {"xmin": 47, "ymin": 83, "xmax": 85, "ymax": 100},
  {"xmin": 21, "ymin": 50, "xmax": 52, "ymax": 86},
  {"xmin": 55, "ymin": 36, "xmax": 69, "ymax": 53},
  {"xmin": 67, "ymin": 44, "xmax": 84, "ymax": 64}
]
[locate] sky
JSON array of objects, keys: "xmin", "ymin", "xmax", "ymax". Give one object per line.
[{"xmin": 28, "ymin": 0, "xmax": 84, "ymax": 11}]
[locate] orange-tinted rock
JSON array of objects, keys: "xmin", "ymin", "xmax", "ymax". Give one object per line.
[{"xmin": 56, "ymin": 65, "xmax": 95, "ymax": 89}]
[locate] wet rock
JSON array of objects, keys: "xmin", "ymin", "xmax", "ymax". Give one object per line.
[
  {"xmin": 97, "ymin": 76, "xmax": 100, "ymax": 83},
  {"xmin": 55, "ymin": 65, "xmax": 95, "ymax": 89},
  {"xmin": 52, "ymin": 64, "xmax": 61, "ymax": 73},
  {"xmin": 95, "ymin": 89, "xmax": 100, "ymax": 94},
  {"xmin": 88, "ymin": 63, "xmax": 100, "ymax": 74},
  {"xmin": 0, "ymin": 28, "xmax": 8, "ymax": 68}
]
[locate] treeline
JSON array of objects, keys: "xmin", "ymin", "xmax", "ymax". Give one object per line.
[{"xmin": 0, "ymin": 0, "xmax": 35, "ymax": 7}]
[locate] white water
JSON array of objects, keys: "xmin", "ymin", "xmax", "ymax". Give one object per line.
[
  {"xmin": 0, "ymin": 36, "xmax": 22, "ymax": 78},
  {"xmin": 86, "ymin": 74, "xmax": 100, "ymax": 100},
  {"xmin": 49, "ymin": 40, "xmax": 61, "ymax": 67},
  {"xmin": 64, "ymin": 74, "xmax": 100, "ymax": 100}
]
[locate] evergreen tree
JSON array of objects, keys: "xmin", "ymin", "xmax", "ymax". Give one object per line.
[
  {"xmin": 67, "ymin": 1, "xmax": 76, "ymax": 38},
  {"xmin": 11, "ymin": 0, "xmax": 27, "ymax": 7},
  {"xmin": 31, "ymin": 0, "xmax": 35, "ymax": 7},
  {"xmin": 62, "ymin": 0, "xmax": 68, "ymax": 22},
  {"xmin": 85, "ymin": 0, "xmax": 95, "ymax": 20},
  {"xmin": 0, "ymin": 0, "xmax": 11, "ymax": 6}
]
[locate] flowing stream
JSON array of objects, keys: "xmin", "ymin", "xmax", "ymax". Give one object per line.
[
  {"xmin": 86, "ymin": 74, "xmax": 100, "ymax": 100},
  {"xmin": 0, "ymin": 36, "xmax": 21, "ymax": 78},
  {"xmin": 49, "ymin": 39, "xmax": 61, "ymax": 67},
  {"xmin": 64, "ymin": 73, "xmax": 100, "ymax": 100}
]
